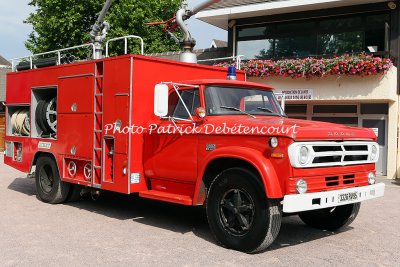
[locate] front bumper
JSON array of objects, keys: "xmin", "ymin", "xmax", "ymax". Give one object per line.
[{"xmin": 282, "ymin": 183, "xmax": 385, "ymax": 213}]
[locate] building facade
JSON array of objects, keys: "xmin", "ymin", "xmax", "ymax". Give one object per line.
[
  {"xmin": 0, "ymin": 55, "xmax": 11, "ymax": 151},
  {"xmin": 197, "ymin": 0, "xmax": 400, "ymax": 178}
]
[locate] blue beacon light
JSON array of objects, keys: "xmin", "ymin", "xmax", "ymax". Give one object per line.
[{"xmin": 227, "ymin": 66, "xmax": 237, "ymax": 80}]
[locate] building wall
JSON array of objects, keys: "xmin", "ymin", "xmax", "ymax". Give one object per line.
[
  {"xmin": 0, "ymin": 67, "xmax": 10, "ymax": 151},
  {"xmin": 0, "ymin": 67, "xmax": 10, "ymax": 102},
  {"xmin": 249, "ymin": 67, "xmax": 398, "ymax": 178},
  {"xmin": 250, "ymin": 68, "xmax": 398, "ymax": 102}
]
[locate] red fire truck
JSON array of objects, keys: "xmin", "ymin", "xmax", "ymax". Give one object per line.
[{"xmin": 4, "ymin": 0, "xmax": 385, "ymax": 253}]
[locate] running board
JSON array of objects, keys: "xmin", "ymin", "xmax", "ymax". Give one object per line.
[{"xmin": 139, "ymin": 190, "xmax": 193, "ymax": 205}]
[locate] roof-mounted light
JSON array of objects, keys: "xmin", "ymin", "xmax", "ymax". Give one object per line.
[{"xmin": 227, "ymin": 66, "xmax": 237, "ymax": 80}]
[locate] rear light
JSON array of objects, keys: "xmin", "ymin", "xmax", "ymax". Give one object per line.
[{"xmin": 5, "ymin": 141, "xmax": 13, "ymax": 158}]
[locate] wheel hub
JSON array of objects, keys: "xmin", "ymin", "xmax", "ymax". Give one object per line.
[
  {"xmin": 219, "ymin": 188, "xmax": 255, "ymax": 236},
  {"xmin": 45, "ymin": 98, "xmax": 57, "ymax": 133},
  {"xmin": 39, "ymin": 165, "xmax": 54, "ymax": 193}
]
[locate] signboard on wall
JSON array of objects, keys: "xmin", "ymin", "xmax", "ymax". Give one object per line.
[{"xmin": 274, "ymin": 89, "xmax": 313, "ymax": 101}]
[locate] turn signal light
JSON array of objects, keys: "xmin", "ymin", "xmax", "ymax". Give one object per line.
[{"xmin": 271, "ymin": 153, "xmax": 285, "ymax": 159}]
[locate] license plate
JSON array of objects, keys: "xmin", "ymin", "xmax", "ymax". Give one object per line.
[{"xmin": 338, "ymin": 192, "xmax": 359, "ymax": 203}]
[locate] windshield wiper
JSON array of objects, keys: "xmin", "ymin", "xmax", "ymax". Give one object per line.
[
  {"xmin": 257, "ymin": 107, "xmax": 285, "ymax": 117},
  {"xmin": 257, "ymin": 107, "xmax": 274, "ymax": 113},
  {"xmin": 220, "ymin": 106, "xmax": 256, "ymax": 118}
]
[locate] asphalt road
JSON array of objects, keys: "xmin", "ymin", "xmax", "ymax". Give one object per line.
[{"xmin": 1, "ymin": 154, "xmax": 399, "ymax": 266}]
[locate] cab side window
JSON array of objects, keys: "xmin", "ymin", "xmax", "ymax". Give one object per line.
[{"xmin": 169, "ymin": 89, "xmax": 200, "ymax": 119}]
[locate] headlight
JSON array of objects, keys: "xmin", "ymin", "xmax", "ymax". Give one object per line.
[
  {"xmin": 368, "ymin": 172, "xmax": 376, "ymax": 185},
  {"xmin": 299, "ymin": 146, "xmax": 310, "ymax": 165},
  {"xmin": 296, "ymin": 179, "xmax": 308, "ymax": 194},
  {"xmin": 371, "ymin": 145, "xmax": 378, "ymax": 161},
  {"xmin": 269, "ymin": 137, "xmax": 278, "ymax": 148}
]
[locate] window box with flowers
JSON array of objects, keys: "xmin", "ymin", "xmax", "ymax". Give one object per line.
[{"xmin": 215, "ymin": 54, "xmax": 393, "ymax": 80}]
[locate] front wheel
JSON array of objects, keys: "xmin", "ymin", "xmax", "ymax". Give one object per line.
[
  {"xmin": 35, "ymin": 155, "xmax": 70, "ymax": 204},
  {"xmin": 206, "ymin": 168, "xmax": 282, "ymax": 253},
  {"xmin": 298, "ymin": 203, "xmax": 361, "ymax": 231}
]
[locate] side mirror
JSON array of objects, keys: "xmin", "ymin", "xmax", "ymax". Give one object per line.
[{"xmin": 154, "ymin": 84, "xmax": 169, "ymax": 117}]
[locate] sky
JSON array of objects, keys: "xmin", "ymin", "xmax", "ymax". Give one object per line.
[{"xmin": 0, "ymin": 0, "xmax": 227, "ymax": 60}]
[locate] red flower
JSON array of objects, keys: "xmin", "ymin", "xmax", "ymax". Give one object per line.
[{"xmin": 213, "ymin": 54, "xmax": 393, "ymax": 79}]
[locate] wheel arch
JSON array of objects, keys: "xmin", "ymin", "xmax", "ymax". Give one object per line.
[
  {"xmin": 31, "ymin": 151, "xmax": 60, "ymax": 174},
  {"xmin": 193, "ymin": 147, "xmax": 284, "ymax": 205}
]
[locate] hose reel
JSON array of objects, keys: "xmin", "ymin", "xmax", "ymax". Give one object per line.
[{"xmin": 11, "ymin": 109, "xmax": 30, "ymax": 136}]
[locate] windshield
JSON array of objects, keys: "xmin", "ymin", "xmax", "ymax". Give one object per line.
[{"xmin": 205, "ymin": 86, "xmax": 286, "ymax": 117}]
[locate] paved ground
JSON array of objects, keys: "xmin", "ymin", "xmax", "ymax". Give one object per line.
[{"xmin": 0, "ymin": 154, "xmax": 399, "ymax": 266}]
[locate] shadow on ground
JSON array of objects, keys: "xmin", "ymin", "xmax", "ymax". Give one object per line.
[
  {"xmin": 8, "ymin": 177, "xmax": 36, "ymax": 196},
  {"xmin": 391, "ymin": 179, "xmax": 400, "ymax": 186},
  {"xmin": 7, "ymin": 177, "xmax": 351, "ymax": 252}
]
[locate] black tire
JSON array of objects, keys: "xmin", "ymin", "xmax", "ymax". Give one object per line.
[
  {"xmin": 35, "ymin": 156, "xmax": 70, "ymax": 204},
  {"xmin": 67, "ymin": 184, "xmax": 83, "ymax": 202},
  {"xmin": 42, "ymin": 101, "xmax": 53, "ymax": 133},
  {"xmin": 206, "ymin": 168, "xmax": 282, "ymax": 253},
  {"xmin": 299, "ymin": 203, "xmax": 361, "ymax": 231},
  {"xmin": 36, "ymin": 100, "xmax": 49, "ymax": 135}
]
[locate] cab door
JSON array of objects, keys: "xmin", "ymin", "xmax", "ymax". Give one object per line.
[{"xmin": 144, "ymin": 89, "xmax": 200, "ymax": 184}]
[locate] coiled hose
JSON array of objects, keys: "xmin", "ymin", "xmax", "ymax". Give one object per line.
[{"xmin": 11, "ymin": 109, "xmax": 30, "ymax": 136}]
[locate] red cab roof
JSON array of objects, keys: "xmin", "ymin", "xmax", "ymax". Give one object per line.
[{"xmin": 179, "ymin": 79, "xmax": 274, "ymax": 90}]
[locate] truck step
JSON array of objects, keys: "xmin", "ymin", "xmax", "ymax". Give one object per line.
[{"xmin": 139, "ymin": 190, "xmax": 193, "ymax": 205}]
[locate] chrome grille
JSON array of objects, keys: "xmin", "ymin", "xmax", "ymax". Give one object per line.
[{"xmin": 288, "ymin": 141, "xmax": 379, "ymax": 168}]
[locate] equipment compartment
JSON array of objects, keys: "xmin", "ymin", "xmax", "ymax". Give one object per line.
[{"xmin": 31, "ymin": 87, "xmax": 57, "ymax": 139}]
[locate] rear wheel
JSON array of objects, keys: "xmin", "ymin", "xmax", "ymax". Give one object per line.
[
  {"xmin": 35, "ymin": 156, "xmax": 70, "ymax": 204},
  {"xmin": 298, "ymin": 203, "xmax": 361, "ymax": 231},
  {"xmin": 206, "ymin": 168, "xmax": 282, "ymax": 253}
]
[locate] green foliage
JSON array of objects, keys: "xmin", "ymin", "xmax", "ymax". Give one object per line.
[{"xmin": 25, "ymin": 0, "xmax": 184, "ymax": 55}]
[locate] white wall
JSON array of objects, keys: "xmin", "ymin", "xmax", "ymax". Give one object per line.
[{"xmin": 250, "ymin": 67, "xmax": 398, "ymax": 102}]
